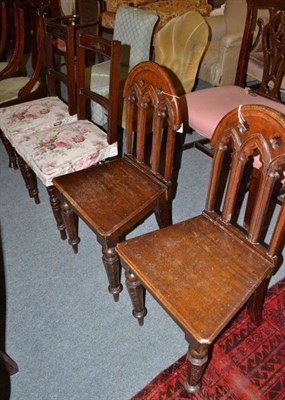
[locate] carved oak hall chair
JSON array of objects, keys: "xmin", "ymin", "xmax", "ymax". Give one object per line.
[
  {"xmin": 183, "ymin": 0, "xmax": 285, "ymax": 154},
  {"xmin": 2, "ymin": 31, "xmax": 120, "ymax": 241},
  {"xmin": 117, "ymin": 104, "xmax": 285, "ymax": 394},
  {"xmin": 52, "ymin": 61, "xmax": 181, "ymax": 301}
]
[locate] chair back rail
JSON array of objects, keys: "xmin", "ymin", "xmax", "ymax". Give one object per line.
[
  {"xmin": 77, "ymin": 32, "xmax": 121, "ymax": 144},
  {"xmin": 235, "ymin": 0, "xmax": 285, "ymax": 101},
  {"xmin": 123, "ymin": 61, "xmax": 181, "ymax": 189},
  {"xmin": 205, "ymin": 104, "xmax": 285, "ymax": 268}
]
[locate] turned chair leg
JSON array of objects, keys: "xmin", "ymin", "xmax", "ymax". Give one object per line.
[
  {"xmin": 60, "ymin": 200, "xmax": 80, "ymax": 253},
  {"xmin": 185, "ymin": 345, "xmax": 209, "ymax": 394},
  {"xmin": 247, "ymin": 277, "xmax": 270, "ymax": 326},
  {"xmin": 154, "ymin": 196, "xmax": 172, "ymax": 228},
  {"xmin": 0, "ymin": 133, "xmax": 18, "ymax": 169},
  {"xmin": 125, "ymin": 269, "xmax": 147, "ymax": 326},
  {"xmin": 17, "ymin": 155, "xmax": 40, "ymax": 204},
  {"xmin": 101, "ymin": 244, "xmax": 123, "ymax": 302},
  {"xmin": 46, "ymin": 186, "xmax": 67, "ymax": 240},
  {"xmin": 0, "ymin": 351, "xmax": 19, "ymax": 376}
]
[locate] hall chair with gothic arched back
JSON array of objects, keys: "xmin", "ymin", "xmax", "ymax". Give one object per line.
[
  {"xmin": 1, "ymin": 31, "xmax": 121, "ymax": 241},
  {"xmin": 52, "ymin": 61, "xmax": 181, "ymax": 301},
  {"xmin": 117, "ymin": 104, "xmax": 285, "ymax": 394}
]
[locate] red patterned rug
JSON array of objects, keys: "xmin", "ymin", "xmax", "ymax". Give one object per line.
[{"xmin": 131, "ymin": 278, "xmax": 285, "ymax": 400}]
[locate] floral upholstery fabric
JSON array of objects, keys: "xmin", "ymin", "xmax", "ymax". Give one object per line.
[
  {"xmin": 0, "ymin": 96, "xmax": 77, "ymax": 143},
  {"xmin": 12, "ymin": 120, "xmax": 118, "ymax": 187},
  {"xmin": 0, "ymin": 77, "xmax": 40, "ymax": 104}
]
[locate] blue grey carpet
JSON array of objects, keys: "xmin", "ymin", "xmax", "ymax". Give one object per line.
[{"xmin": 0, "ymin": 129, "xmax": 284, "ymax": 399}]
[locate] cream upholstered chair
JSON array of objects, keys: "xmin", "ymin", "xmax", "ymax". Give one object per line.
[
  {"xmin": 198, "ymin": 0, "xmax": 247, "ymax": 86},
  {"xmin": 154, "ymin": 10, "xmax": 209, "ymax": 95},
  {"xmin": 90, "ymin": 5, "xmax": 158, "ymax": 127}
]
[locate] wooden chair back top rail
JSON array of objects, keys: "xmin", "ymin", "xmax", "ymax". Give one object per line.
[
  {"xmin": 205, "ymin": 104, "xmax": 285, "ymax": 268},
  {"xmin": 235, "ymin": 0, "xmax": 285, "ymax": 100},
  {"xmin": 123, "ymin": 62, "xmax": 181, "ymax": 186}
]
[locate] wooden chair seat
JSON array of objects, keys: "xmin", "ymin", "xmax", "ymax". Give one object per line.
[
  {"xmin": 117, "ymin": 214, "xmax": 272, "ymax": 340},
  {"xmin": 54, "ymin": 158, "xmax": 167, "ymax": 237}
]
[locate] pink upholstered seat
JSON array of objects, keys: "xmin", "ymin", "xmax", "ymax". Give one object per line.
[{"xmin": 186, "ymin": 85, "xmax": 285, "ymax": 139}]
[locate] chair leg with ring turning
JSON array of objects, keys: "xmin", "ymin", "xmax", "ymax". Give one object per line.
[
  {"xmin": 185, "ymin": 345, "xmax": 209, "ymax": 394},
  {"xmin": 60, "ymin": 201, "xmax": 80, "ymax": 253},
  {"xmin": 125, "ymin": 269, "xmax": 147, "ymax": 326},
  {"xmin": 17, "ymin": 155, "xmax": 40, "ymax": 204},
  {"xmin": 47, "ymin": 186, "xmax": 67, "ymax": 240},
  {"xmin": 0, "ymin": 133, "xmax": 18, "ymax": 169},
  {"xmin": 101, "ymin": 244, "xmax": 123, "ymax": 302}
]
